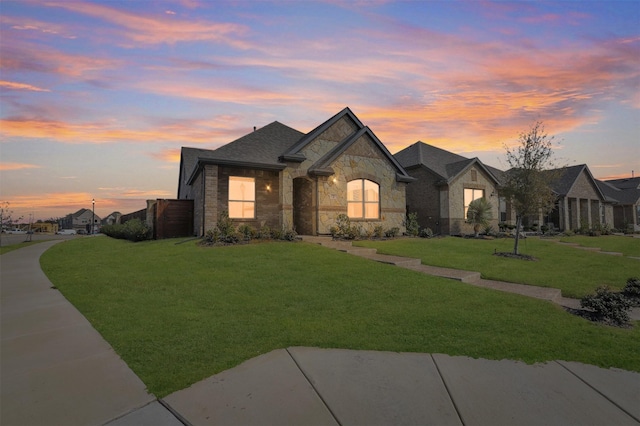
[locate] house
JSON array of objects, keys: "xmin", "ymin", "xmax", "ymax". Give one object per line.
[
  {"xmin": 178, "ymin": 107, "xmax": 414, "ymax": 236},
  {"xmin": 62, "ymin": 208, "xmax": 101, "ymax": 233},
  {"xmin": 542, "ymin": 164, "xmax": 608, "ymax": 232},
  {"xmin": 102, "ymin": 211, "xmax": 122, "ymax": 226},
  {"xmin": 597, "ymin": 177, "xmax": 640, "ymax": 232},
  {"xmin": 394, "ymin": 142, "xmax": 502, "ymax": 235}
]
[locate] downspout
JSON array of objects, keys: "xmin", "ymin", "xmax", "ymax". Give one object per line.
[
  {"xmin": 201, "ymin": 165, "xmax": 206, "ymax": 237},
  {"xmin": 315, "ymin": 176, "xmax": 320, "ymax": 236}
]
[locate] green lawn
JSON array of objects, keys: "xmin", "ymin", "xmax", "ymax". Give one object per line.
[
  {"xmin": 41, "ymin": 237, "xmax": 640, "ymax": 398},
  {"xmin": 355, "ymin": 237, "xmax": 640, "ymax": 298},
  {"xmin": 559, "ymin": 235, "xmax": 640, "ymax": 257}
]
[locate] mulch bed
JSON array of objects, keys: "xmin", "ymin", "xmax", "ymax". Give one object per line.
[
  {"xmin": 563, "ymin": 307, "xmax": 633, "ymax": 329},
  {"xmin": 492, "ymin": 252, "xmax": 538, "ymax": 261}
]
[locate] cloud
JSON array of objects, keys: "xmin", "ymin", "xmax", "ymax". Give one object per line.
[
  {"xmin": 46, "ymin": 1, "xmax": 250, "ymax": 47},
  {"xmin": 0, "ymin": 116, "xmax": 243, "ymax": 145},
  {"xmin": 150, "ymin": 148, "xmax": 181, "ymax": 163},
  {"xmin": 0, "ymin": 162, "xmax": 42, "ymax": 171},
  {"xmin": 0, "ymin": 80, "xmax": 50, "ymax": 92}
]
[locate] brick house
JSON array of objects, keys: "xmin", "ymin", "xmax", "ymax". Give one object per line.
[
  {"xmin": 178, "ymin": 108, "xmax": 414, "ymax": 236},
  {"xmin": 394, "ymin": 142, "xmax": 502, "ymax": 235},
  {"xmin": 597, "ymin": 177, "xmax": 640, "ymax": 232},
  {"xmin": 542, "ymin": 164, "xmax": 609, "ymax": 232}
]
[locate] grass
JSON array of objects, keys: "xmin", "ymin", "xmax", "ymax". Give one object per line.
[
  {"xmin": 41, "ymin": 237, "xmax": 640, "ymax": 398},
  {"xmin": 559, "ymin": 235, "xmax": 640, "ymax": 257},
  {"xmin": 355, "ymin": 237, "xmax": 640, "ymax": 298},
  {"xmin": 0, "ymin": 240, "xmax": 44, "ymax": 255}
]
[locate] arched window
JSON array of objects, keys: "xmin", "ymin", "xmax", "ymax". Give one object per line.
[{"xmin": 347, "ymin": 179, "xmax": 379, "ymax": 219}]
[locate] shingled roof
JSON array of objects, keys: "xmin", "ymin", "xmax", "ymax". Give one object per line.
[
  {"xmin": 180, "ymin": 121, "xmax": 304, "ymax": 185},
  {"xmin": 394, "ymin": 141, "xmax": 501, "ymax": 184}
]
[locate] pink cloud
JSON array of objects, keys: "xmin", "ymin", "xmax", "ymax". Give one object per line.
[
  {"xmin": 0, "ymin": 80, "xmax": 50, "ymax": 92},
  {"xmin": 0, "ymin": 162, "xmax": 42, "ymax": 171}
]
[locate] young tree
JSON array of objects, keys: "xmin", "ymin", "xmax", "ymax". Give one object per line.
[
  {"xmin": 501, "ymin": 122, "xmax": 558, "ymax": 255},
  {"xmin": 0, "ymin": 201, "xmax": 23, "ymax": 244},
  {"xmin": 466, "ymin": 197, "xmax": 493, "ymax": 237}
]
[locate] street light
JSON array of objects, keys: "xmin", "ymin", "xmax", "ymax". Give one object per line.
[{"xmin": 92, "ymin": 198, "xmax": 95, "ymax": 235}]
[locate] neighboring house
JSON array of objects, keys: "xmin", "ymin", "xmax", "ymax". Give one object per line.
[
  {"xmin": 542, "ymin": 164, "xmax": 608, "ymax": 232},
  {"xmin": 597, "ymin": 177, "xmax": 640, "ymax": 232},
  {"xmin": 178, "ymin": 107, "xmax": 414, "ymax": 236},
  {"xmin": 62, "ymin": 208, "xmax": 101, "ymax": 233},
  {"xmin": 102, "ymin": 211, "xmax": 122, "ymax": 226},
  {"xmin": 394, "ymin": 142, "xmax": 502, "ymax": 235}
]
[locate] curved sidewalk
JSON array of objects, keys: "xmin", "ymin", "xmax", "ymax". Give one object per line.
[
  {"xmin": 2, "ymin": 241, "xmax": 639, "ymax": 425},
  {"xmin": 0, "ymin": 241, "xmax": 178, "ymax": 425}
]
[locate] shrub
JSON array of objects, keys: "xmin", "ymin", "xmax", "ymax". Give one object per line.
[
  {"xmin": 102, "ymin": 219, "xmax": 151, "ymax": 242},
  {"xmin": 332, "ymin": 214, "xmax": 358, "ymax": 240},
  {"xmin": 373, "ymin": 225, "xmax": 384, "ymax": 239},
  {"xmin": 237, "ymin": 224, "xmax": 256, "ymax": 241},
  {"xmin": 384, "ymin": 227, "xmax": 400, "ymax": 238},
  {"xmin": 405, "ymin": 212, "xmax": 419, "ymax": 236},
  {"xmin": 419, "ymin": 227, "xmax": 434, "ymax": 238},
  {"xmin": 580, "ymin": 286, "xmax": 631, "ymax": 326},
  {"xmin": 622, "ymin": 277, "xmax": 640, "ymax": 307},
  {"xmin": 281, "ymin": 229, "xmax": 298, "ymax": 241}
]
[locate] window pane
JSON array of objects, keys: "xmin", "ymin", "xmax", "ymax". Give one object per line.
[
  {"xmin": 348, "ymin": 202, "xmax": 363, "ymax": 218},
  {"xmin": 364, "ymin": 203, "xmax": 379, "ymax": 219},
  {"xmin": 464, "ymin": 189, "xmax": 474, "ymax": 207},
  {"xmin": 364, "ymin": 180, "xmax": 379, "ymax": 202},
  {"xmin": 229, "ymin": 201, "xmax": 254, "ymax": 218},
  {"xmin": 229, "ymin": 177, "xmax": 255, "ymax": 202},
  {"xmin": 347, "ymin": 180, "xmax": 362, "ymax": 202}
]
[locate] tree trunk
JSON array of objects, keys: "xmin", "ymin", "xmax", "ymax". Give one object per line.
[{"xmin": 513, "ymin": 215, "xmax": 522, "ymax": 255}]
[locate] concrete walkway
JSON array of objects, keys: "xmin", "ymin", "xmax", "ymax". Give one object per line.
[
  {"xmin": 0, "ymin": 241, "xmax": 180, "ymax": 426},
  {"xmin": 2, "ymin": 240, "xmax": 639, "ymax": 425},
  {"xmin": 301, "ymin": 236, "xmax": 640, "ymax": 320}
]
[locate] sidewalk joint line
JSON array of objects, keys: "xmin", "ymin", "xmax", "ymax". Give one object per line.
[
  {"xmin": 554, "ymin": 361, "xmax": 640, "ymax": 423},
  {"xmin": 431, "ymin": 354, "xmax": 466, "ymax": 426},
  {"xmin": 158, "ymin": 398, "xmax": 193, "ymax": 426},
  {"xmin": 285, "ymin": 348, "xmax": 343, "ymax": 426}
]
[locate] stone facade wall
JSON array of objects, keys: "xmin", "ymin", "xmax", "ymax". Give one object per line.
[
  {"xmin": 315, "ymin": 133, "xmax": 407, "ymax": 234},
  {"xmin": 567, "ymin": 171, "xmax": 601, "ymax": 199},
  {"xmin": 203, "ymin": 165, "xmax": 219, "ymax": 235},
  {"xmin": 446, "ymin": 166, "xmax": 499, "ymax": 235},
  {"xmin": 192, "ymin": 171, "xmax": 204, "ymax": 236}
]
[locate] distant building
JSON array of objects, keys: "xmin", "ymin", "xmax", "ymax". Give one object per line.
[{"xmin": 62, "ymin": 208, "xmax": 101, "ymax": 233}]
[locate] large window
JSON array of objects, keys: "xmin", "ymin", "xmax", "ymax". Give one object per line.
[
  {"xmin": 229, "ymin": 176, "xmax": 255, "ymax": 218},
  {"xmin": 347, "ymin": 179, "xmax": 379, "ymax": 219},
  {"xmin": 464, "ymin": 188, "xmax": 484, "ymax": 218}
]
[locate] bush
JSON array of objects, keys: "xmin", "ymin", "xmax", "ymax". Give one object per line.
[
  {"xmin": 384, "ymin": 227, "xmax": 400, "ymax": 238},
  {"xmin": 622, "ymin": 277, "xmax": 640, "ymax": 307},
  {"xmin": 331, "ymin": 214, "xmax": 359, "ymax": 240},
  {"xmin": 419, "ymin": 227, "xmax": 434, "ymax": 238},
  {"xmin": 405, "ymin": 212, "xmax": 419, "ymax": 236},
  {"xmin": 102, "ymin": 219, "xmax": 151, "ymax": 242},
  {"xmin": 580, "ymin": 286, "xmax": 631, "ymax": 326},
  {"xmin": 237, "ymin": 224, "xmax": 256, "ymax": 241}
]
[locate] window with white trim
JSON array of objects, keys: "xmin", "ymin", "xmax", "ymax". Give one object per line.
[
  {"xmin": 229, "ymin": 176, "xmax": 255, "ymax": 218},
  {"xmin": 347, "ymin": 179, "xmax": 379, "ymax": 219},
  {"xmin": 464, "ymin": 188, "xmax": 484, "ymax": 217}
]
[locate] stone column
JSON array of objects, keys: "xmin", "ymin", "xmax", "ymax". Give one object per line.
[
  {"xmin": 587, "ymin": 199, "xmax": 592, "ymax": 229},
  {"xmin": 563, "ymin": 197, "xmax": 569, "ymax": 231},
  {"xmin": 575, "ymin": 197, "xmax": 581, "ymax": 229}
]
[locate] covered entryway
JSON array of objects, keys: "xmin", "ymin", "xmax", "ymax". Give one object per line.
[{"xmin": 293, "ymin": 177, "xmax": 314, "ymax": 235}]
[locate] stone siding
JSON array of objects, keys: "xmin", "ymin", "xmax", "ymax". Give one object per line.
[{"xmin": 447, "ymin": 166, "xmax": 499, "ymax": 235}]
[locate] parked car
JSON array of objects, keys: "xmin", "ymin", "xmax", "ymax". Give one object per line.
[
  {"xmin": 56, "ymin": 229, "xmax": 77, "ymax": 235},
  {"xmin": 7, "ymin": 229, "xmax": 26, "ymax": 234},
  {"xmin": 76, "ymin": 229, "xmax": 86, "ymax": 235}
]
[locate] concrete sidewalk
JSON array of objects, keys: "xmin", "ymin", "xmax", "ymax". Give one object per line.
[
  {"xmin": 163, "ymin": 347, "xmax": 640, "ymax": 426},
  {"xmin": 2, "ymin": 241, "xmax": 639, "ymax": 425},
  {"xmin": 1, "ymin": 241, "xmax": 179, "ymax": 425}
]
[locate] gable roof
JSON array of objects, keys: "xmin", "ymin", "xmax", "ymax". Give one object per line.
[
  {"xmin": 180, "ymin": 121, "xmax": 304, "ymax": 186},
  {"xmin": 308, "ymin": 125, "xmax": 415, "ymax": 182},
  {"xmin": 279, "ymin": 107, "xmax": 365, "ymax": 162},
  {"xmin": 597, "ymin": 179, "xmax": 640, "ymax": 205},
  {"xmin": 394, "ymin": 141, "xmax": 501, "ymax": 185},
  {"xmin": 544, "ymin": 164, "xmax": 606, "ymax": 200},
  {"xmin": 605, "ymin": 177, "xmax": 640, "ymax": 190}
]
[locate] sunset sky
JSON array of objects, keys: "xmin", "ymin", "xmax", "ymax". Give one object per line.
[{"xmin": 1, "ymin": 0, "xmax": 639, "ymax": 221}]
